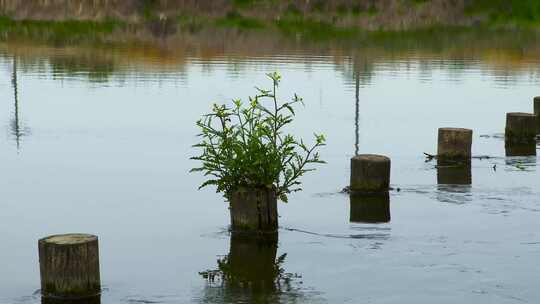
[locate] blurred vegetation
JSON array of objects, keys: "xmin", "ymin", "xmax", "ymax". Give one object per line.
[
  {"xmin": 0, "ymin": 16, "xmax": 123, "ymax": 45},
  {"xmin": 465, "ymin": 0, "xmax": 540, "ymax": 27},
  {"xmin": 215, "ymin": 11, "xmax": 265, "ymax": 30},
  {"xmin": 275, "ymin": 17, "xmax": 359, "ymax": 41},
  {"xmin": 1, "ymin": 0, "xmax": 540, "ymax": 46}
]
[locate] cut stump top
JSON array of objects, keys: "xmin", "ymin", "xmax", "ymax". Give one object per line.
[
  {"xmin": 506, "ymin": 112, "xmax": 536, "ymax": 118},
  {"xmin": 351, "ymin": 154, "xmax": 390, "ymax": 163},
  {"xmin": 40, "ymin": 234, "xmax": 97, "ymax": 245},
  {"xmin": 438, "ymin": 127, "xmax": 472, "ymax": 133}
]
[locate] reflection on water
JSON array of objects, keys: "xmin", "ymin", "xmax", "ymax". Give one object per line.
[
  {"xmin": 41, "ymin": 297, "xmax": 100, "ymax": 304},
  {"xmin": 505, "ymin": 143, "xmax": 537, "ymax": 157},
  {"xmin": 49, "ymin": 55, "xmax": 115, "ymax": 83},
  {"xmin": 199, "ymin": 233, "xmax": 310, "ymax": 304},
  {"xmin": 436, "ymin": 185, "xmax": 472, "ymax": 203},
  {"xmin": 349, "ymin": 192, "xmax": 391, "ymax": 224},
  {"xmin": 10, "ymin": 56, "xmax": 30, "ymax": 151},
  {"xmin": 435, "ymin": 159, "xmax": 473, "ymax": 205},
  {"xmin": 2, "ymin": 29, "xmax": 540, "ymax": 303},
  {"xmin": 353, "ymin": 59, "xmax": 360, "ymax": 156},
  {"xmin": 505, "ymin": 155, "xmax": 538, "ymax": 172},
  {"xmin": 436, "ymin": 160, "xmax": 472, "ymax": 186},
  {"xmin": 3, "ymin": 28, "xmax": 540, "ymax": 89}
]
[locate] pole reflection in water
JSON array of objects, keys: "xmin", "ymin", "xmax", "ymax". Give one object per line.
[
  {"xmin": 349, "ymin": 192, "xmax": 391, "ymax": 224},
  {"xmin": 354, "ymin": 66, "xmax": 360, "ymax": 156},
  {"xmin": 41, "ymin": 296, "xmax": 100, "ymax": 304},
  {"xmin": 350, "ymin": 54, "xmax": 374, "ymax": 156},
  {"xmin": 199, "ymin": 233, "xmax": 309, "ymax": 303},
  {"xmin": 436, "ymin": 160, "xmax": 472, "ymax": 186},
  {"xmin": 10, "ymin": 56, "xmax": 30, "ymax": 152},
  {"xmin": 11, "ymin": 56, "xmax": 21, "ymax": 150},
  {"xmin": 505, "ymin": 143, "xmax": 537, "ymax": 157}
]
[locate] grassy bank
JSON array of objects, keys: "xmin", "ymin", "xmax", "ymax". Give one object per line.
[
  {"xmin": 466, "ymin": 0, "xmax": 540, "ymax": 27},
  {"xmin": 1, "ymin": 2, "xmax": 540, "ymax": 47},
  {"xmin": 0, "ymin": 16, "xmax": 123, "ymax": 44},
  {"xmin": 2, "ymin": 0, "xmax": 540, "ymax": 35},
  {"xmin": 0, "ymin": 13, "xmax": 364, "ymax": 44}
]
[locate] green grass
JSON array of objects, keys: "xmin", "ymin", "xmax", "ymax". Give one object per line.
[
  {"xmin": 0, "ymin": 16, "xmax": 123, "ymax": 44},
  {"xmin": 232, "ymin": 0, "xmax": 257, "ymax": 9},
  {"xmin": 2, "ymin": 1, "xmax": 540, "ymax": 46},
  {"xmin": 466, "ymin": 0, "xmax": 540, "ymax": 27}
]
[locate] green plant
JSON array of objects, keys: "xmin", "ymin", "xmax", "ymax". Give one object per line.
[{"xmin": 191, "ymin": 72, "xmax": 326, "ymax": 202}]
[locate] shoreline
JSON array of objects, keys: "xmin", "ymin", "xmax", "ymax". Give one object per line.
[
  {"xmin": 1, "ymin": 0, "xmax": 539, "ymax": 37},
  {"xmin": 1, "ymin": 14, "xmax": 540, "ymax": 48}
]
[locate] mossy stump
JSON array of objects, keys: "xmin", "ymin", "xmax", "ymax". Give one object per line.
[
  {"xmin": 437, "ymin": 160, "xmax": 472, "ymax": 185},
  {"xmin": 229, "ymin": 187, "xmax": 278, "ymax": 233},
  {"xmin": 534, "ymin": 97, "xmax": 540, "ymax": 135},
  {"xmin": 349, "ymin": 192, "xmax": 390, "ymax": 223},
  {"xmin": 38, "ymin": 234, "xmax": 101, "ymax": 300},
  {"xmin": 350, "ymin": 154, "xmax": 391, "ymax": 193},
  {"xmin": 437, "ymin": 128, "xmax": 473, "ymax": 160},
  {"xmin": 505, "ymin": 112, "xmax": 536, "ymax": 145}
]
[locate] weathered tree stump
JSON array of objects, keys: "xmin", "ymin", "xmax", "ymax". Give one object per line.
[
  {"xmin": 349, "ymin": 192, "xmax": 390, "ymax": 223},
  {"xmin": 505, "ymin": 143, "xmax": 537, "ymax": 157},
  {"xmin": 229, "ymin": 187, "xmax": 278, "ymax": 233},
  {"xmin": 39, "ymin": 234, "xmax": 101, "ymax": 300},
  {"xmin": 437, "ymin": 128, "xmax": 473, "ymax": 160},
  {"xmin": 505, "ymin": 112, "xmax": 536, "ymax": 145},
  {"xmin": 350, "ymin": 154, "xmax": 391, "ymax": 193},
  {"xmin": 534, "ymin": 97, "xmax": 540, "ymax": 134},
  {"xmin": 437, "ymin": 160, "xmax": 472, "ymax": 185}
]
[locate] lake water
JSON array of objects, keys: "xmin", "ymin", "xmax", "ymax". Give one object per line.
[{"xmin": 1, "ymin": 30, "xmax": 540, "ymax": 303}]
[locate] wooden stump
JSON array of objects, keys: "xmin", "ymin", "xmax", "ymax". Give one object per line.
[
  {"xmin": 39, "ymin": 234, "xmax": 101, "ymax": 300},
  {"xmin": 505, "ymin": 112, "xmax": 536, "ymax": 144},
  {"xmin": 505, "ymin": 143, "xmax": 537, "ymax": 157},
  {"xmin": 437, "ymin": 128, "xmax": 473, "ymax": 160},
  {"xmin": 437, "ymin": 160, "xmax": 472, "ymax": 185},
  {"xmin": 350, "ymin": 154, "xmax": 391, "ymax": 193},
  {"xmin": 534, "ymin": 97, "xmax": 540, "ymax": 134},
  {"xmin": 349, "ymin": 192, "xmax": 390, "ymax": 223},
  {"xmin": 229, "ymin": 187, "xmax": 278, "ymax": 233}
]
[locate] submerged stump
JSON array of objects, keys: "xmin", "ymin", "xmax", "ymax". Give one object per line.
[
  {"xmin": 350, "ymin": 154, "xmax": 391, "ymax": 193},
  {"xmin": 437, "ymin": 128, "xmax": 473, "ymax": 160},
  {"xmin": 39, "ymin": 234, "xmax": 101, "ymax": 300},
  {"xmin": 229, "ymin": 187, "xmax": 278, "ymax": 233},
  {"xmin": 349, "ymin": 192, "xmax": 390, "ymax": 223},
  {"xmin": 534, "ymin": 97, "xmax": 540, "ymax": 135},
  {"xmin": 505, "ymin": 112, "xmax": 536, "ymax": 145}
]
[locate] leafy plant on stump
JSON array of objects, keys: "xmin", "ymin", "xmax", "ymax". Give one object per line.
[{"xmin": 191, "ymin": 72, "xmax": 325, "ymax": 203}]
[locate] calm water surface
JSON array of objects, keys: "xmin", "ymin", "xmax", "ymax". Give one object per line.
[{"xmin": 1, "ymin": 33, "xmax": 540, "ymax": 303}]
